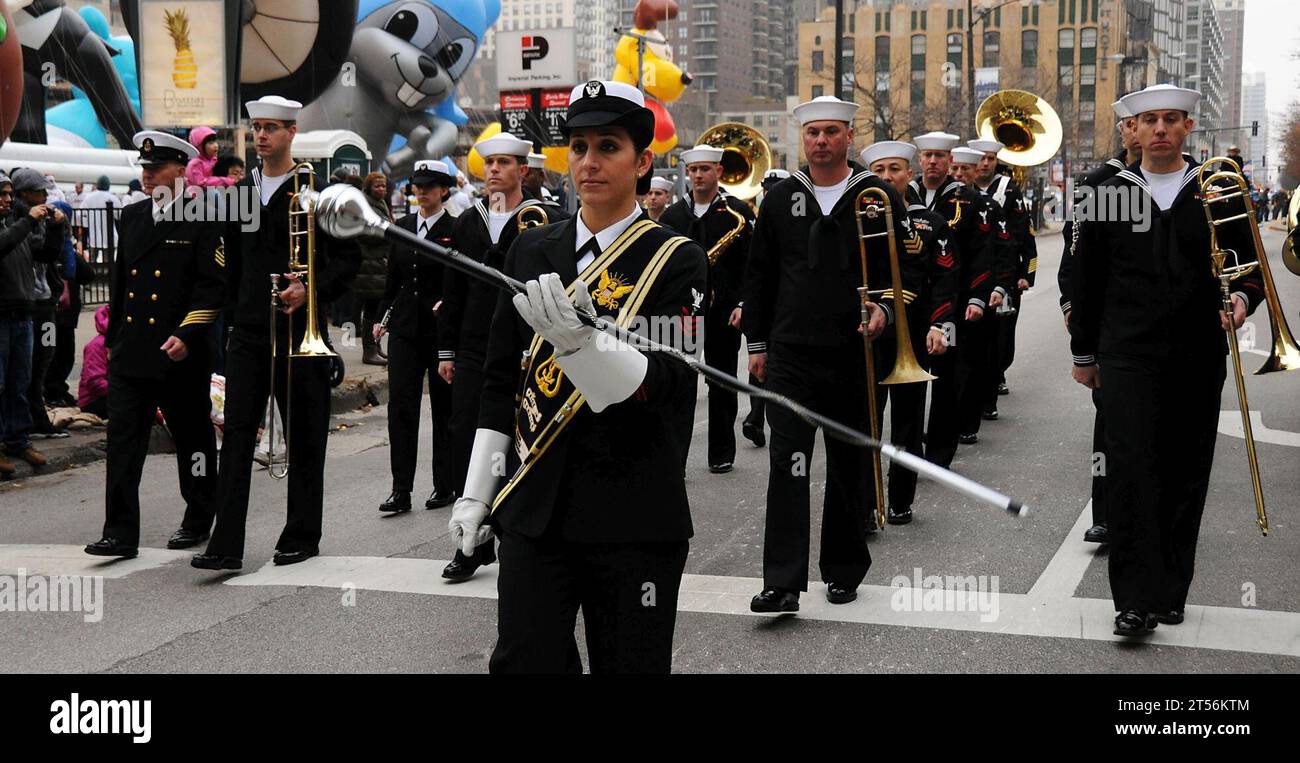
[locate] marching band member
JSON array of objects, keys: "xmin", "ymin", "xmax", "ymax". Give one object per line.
[
  {"xmin": 1069, "ymin": 84, "xmax": 1264, "ymax": 636},
  {"xmin": 659, "ymin": 144, "xmax": 755, "ymax": 473},
  {"xmin": 644, "ymin": 176, "xmax": 674, "ymax": 222},
  {"xmin": 861, "ymin": 140, "xmax": 959, "ymax": 525},
  {"xmin": 447, "ymin": 80, "xmax": 708, "ymax": 672},
  {"xmin": 523, "ymin": 152, "xmax": 556, "ymax": 204},
  {"xmin": 193, "ymin": 96, "xmax": 361, "ymax": 571},
  {"xmin": 741, "ymin": 96, "xmax": 911, "ymax": 612},
  {"xmin": 908, "ymin": 134, "xmax": 997, "ymax": 467},
  {"xmin": 438, "ymin": 131, "xmax": 568, "ymax": 581},
  {"xmin": 968, "ymin": 138, "xmax": 1036, "ymax": 419},
  {"xmin": 85, "ymin": 131, "xmax": 223, "ymax": 558},
  {"xmin": 374, "ymin": 160, "xmax": 457, "ymax": 514},
  {"xmin": 1059, "ymin": 98, "xmax": 1142, "ymax": 545}
]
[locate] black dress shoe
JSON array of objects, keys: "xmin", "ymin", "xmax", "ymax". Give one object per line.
[
  {"xmin": 272, "ymin": 548, "xmax": 319, "ymax": 566},
  {"xmin": 166, "ymin": 528, "xmax": 209, "ymax": 549},
  {"xmin": 958, "ymin": 432, "xmax": 979, "ymax": 444},
  {"xmin": 425, "ymin": 488, "xmax": 457, "ymax": 509},
  {"xmin": 981, "ymin": 406, "xmax": 999, "ymax": 421},
  {"xmin": 750, "ymin": 587, "xmax": 799, "ymax": 613},
  {"xmin": 708, "ymin": 462, "xmax": 734, "ymax": 474},
  {"xmin": 1113, "ymin": 610, "xmax": 1158, "ymax": 637},
  {"xmin": 442, "ymin": 545, "xmax": 497, "ymax": 581},
  {"xmin": 826, "ymin": 583, "xmax": 857, "ymax": 604},
  {"xmin": 84, "ymin": 538, "xmax": 138, "ymax": 558},
  {"xmin": 887, "ymin": 506, "xmax": 913, "ymax": 525},
  {"xmin": 379, "ymin": 491, "xmax": 412, "ymax": 513},
  {"xmin": 191, "ymin": 553, "xmax": 242, "ymax": 570},
  {"xmin": 1156, "ymin": 610, "xmax": 1184, "ymax": 625},
  {"xmin": 997, "ymin": 382, "xmax": 1009, "ymax": 395},
  {"xmin": 1083, "ymin": 523, "xmax": 1109, "ymax": 543},
  {"xmin": 742, "ymin": 421, "xmax": 766, "ymax": 447}
]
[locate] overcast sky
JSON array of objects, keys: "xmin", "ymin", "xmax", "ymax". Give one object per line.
[{"xmin": 1240, "ymin": 0, "xmax": 1299, "ymax": 148}]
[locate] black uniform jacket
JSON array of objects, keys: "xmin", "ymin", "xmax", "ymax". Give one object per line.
[
  {"xmin": 477, "ymin": 211, "xmax": 708, "ymax": 543},
  {"xmin": 222, "ymin": 169, "xmax": 361, "ymax": 339},
  {"xmin": 380, "ymin": 208, "xmax": 456, "ymax": 341},
  {"xmin": 658, "ymin": 188, "xmax": 754, "ymax": 315},
  {"xmin": 741, "ymin": 162, "xmax": 916, "ymax": 353},
  {"xmin": 1069, "ymin": 160, "xmax": 1265, "ymax": 366},
  {"xmin": 1059, "ymin": 152, "xmax": 1128, "ymax": 315},
  {"xmin": 439, "ymin": 194, "xmax": 570, "ymax": 362},
  {"xmin": 908, "ymin": 177, "xmax": 1001, "ymax": 310},
  {"xmin": 106, "ymin": 199, "xmax": 224, "ymax": 380},
  {"xmin": 976, "ymin": 174, "xmax": 1038, "ymax": 288},
  {"xmin": 904, "ymin": 201, "xmax": 961, "ymax": 331}
]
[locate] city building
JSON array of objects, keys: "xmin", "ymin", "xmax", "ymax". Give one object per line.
[
  {"xmin": 1242, "ymin": 71, "xmax": 1270, "ymax": 182},
  {"xmin": 1184, "ymin": 0, "xmax": 1225, "ymax": 156},
  {"xmin": 1215, "ymin": 0, "xmax": 1246, "ymax": 147}
]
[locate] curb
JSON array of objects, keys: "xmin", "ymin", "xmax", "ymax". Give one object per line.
[{"xmin": 1, "ymin": 373, "xmax": 391, "ymax": 486}]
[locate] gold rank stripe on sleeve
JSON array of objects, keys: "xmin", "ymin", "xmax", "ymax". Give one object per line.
[
  {"xmin": 179, "ymin": 309, "xmax": 220, "ymax": 327},
  {"xmin": 214, "ymin": 242, "xmax": 226, "ymax": 268},
  {"xmin": 882, "ymin": 289, "xmax": 920, "ymax": 305},
  {"xmin": 1028, "ymin": 257, "xmax": 1038, "ymax": 274},
  {"xmin": 905, "ymin": 234, "xmax": 924, "ymax": 254}
]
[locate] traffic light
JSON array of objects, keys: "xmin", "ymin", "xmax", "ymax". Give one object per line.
[{"xmin": 1251, "ymin": 121, "xmax": 1259, "ymax": 137}]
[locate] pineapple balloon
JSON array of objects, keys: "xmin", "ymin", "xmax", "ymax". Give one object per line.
[{"xmin": 165, "ymin": 9, "xmax": 197, "ymax": 89}]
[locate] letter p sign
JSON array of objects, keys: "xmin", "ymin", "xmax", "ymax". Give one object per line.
[{"xmin": 522, "ymin": 36, "xmax": 549, "ymax": 70}]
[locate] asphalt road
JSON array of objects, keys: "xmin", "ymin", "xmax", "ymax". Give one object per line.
[{"xmin": 3, "ymin": 224, "xmax": 1298, "ymax": 674}]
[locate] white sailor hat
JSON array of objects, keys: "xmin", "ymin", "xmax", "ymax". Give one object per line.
[
  {"xmin": 474, "ymin": 132, "xmax": 533, "ymax": 159},
  {"xmin": 133, "ymin": 130, "xmax": 198, "ymax": 165},
  {"xmin": 526, "ymin": 152, "xmax": 547, "ymax": 169},
  {"xmin": 245, "ymin": 95, "xmax": 303, "ymax": 121},
  {"xmin": 649, "ymin": 176, "xmax": 674, "ymax": 192},
  {"xmin": 411, "ymin": 159, "xmax": 455, "ymax": 186},
  {"xmin": 680, "ymin": 144, "xmax": 725, "ymax": 165},
  {"xmin": 913, "ymin": 131, "xmax": 961, "ymax": 151},
  {"xmin": 968, "ymin": 138, "xmax": 1004, "ymax": 155},
  {"xmin": 950, "ymin": 147, "xmax": 985, "ymax": 165},
  {"xmin": 1111, "ymin": 99, "xmax": 1133, "ymax": 119},
  {"xmin": 762, "ymin": 169, "xmax": 790, "ymax": 188},
  {"xmin": 793, "ymin": 95, "xmax": 859, "ymax": 126},
  {"xmin": 860, "ymin": 141, "xmax": 916, "ymax": 167},
  {"xmin": 1118, "ymin": 83, "xmax": 1201, "ymax": 117}
]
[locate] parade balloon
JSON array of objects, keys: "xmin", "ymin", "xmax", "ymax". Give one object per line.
[
  {"xmin": 645, "ymin": 97, "xmax": 678, "ymax": 155},
  {"xmin": 0, "ymin": 3, "xmax": 22, "ymax": 144},
  {"xmin": 466, "ymin": 122, "xmax": 502, "ymax": 179}
]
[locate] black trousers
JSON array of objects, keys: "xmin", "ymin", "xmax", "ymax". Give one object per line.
[
  {"xmin": 103, "ymin": 370, "xmax": 216, "ymax": 547},
  {"xmin": 490, "ymin": 530, "xmax": 688, "ymax": 674},
  {"xmin": 702, "ymin": 310, "xmax": 741, "ymax": 466},
  {"xmin": 206, "ymin": 327, "xmax": 331, "ymax": 557},
  {"xmin": 955, "ymin": 314, "xmax": 993, "ymax": 436},
  {"xmin": 1098, "ymin": 352, "xmax": 1225, "ymax": 613},
  {"xmin": 985, "ymin": 291, "xmax": 1021, "ymax": 398},
  {"xmin": 762, "ymin": 341, "xmax": 873, "ymax": 592},
  {"xmin": 925, "ymin": 324, "xmax": 966, "ymax": 468},
  {"xmin": 1090, "ymin": 387, "xmax": 1106, "ymax": 526},
  {"xmin": 743, "ymin": 375, "xmax": 766, "ymax": 431},
  {"xmin": 386, "ymin": 332, "xmax": 451, "ymax": 493},
  {"xmin": 45, "ymin": 323, "xmax": 77, "ymax": 402},
  {"xmin": 876, "ymin": 325, "xmax": 931, "ymax": 511},
  {"xmin": 446, "ymin": 350, "xmax": 486, "ymax": 496},
  {"xmin": 28, "ymin": 303, "xmax": 56, "ymax": 429}
]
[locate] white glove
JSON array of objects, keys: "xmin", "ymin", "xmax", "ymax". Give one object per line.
[
  {"xmin": 449, "ymin": 497, "xmax": 492, "ymax": 556},
  {"xmin": 512, "ymin": 273, "xmax": 595, "ymax": 356},
  {"xmin": 447, "ymin": 428, "xmax": 511, "ymax": 555}
]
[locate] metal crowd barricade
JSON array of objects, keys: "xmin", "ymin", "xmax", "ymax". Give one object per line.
[{"xmin": 71, "ymin": 205, "xmax": 123, "ymax": 306}]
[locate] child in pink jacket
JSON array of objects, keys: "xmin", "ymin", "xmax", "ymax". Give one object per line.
[
  {"xmin": 79, "ymin": 305, "xmax": 110, "ymax": 419},
  {"xmin": 185, "ymin": 126, "xmax": 235, "ymax": 189}
]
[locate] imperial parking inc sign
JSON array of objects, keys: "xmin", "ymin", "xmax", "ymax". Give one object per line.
[{"xmin": 496, "ymin": 28, "xmax": 577, "ymax": 90}]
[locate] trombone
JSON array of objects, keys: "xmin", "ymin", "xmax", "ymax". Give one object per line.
[
  {"xmin": 266, "ymin": 162, "xmax": 337, "ymax": 479},
  {"xmin": 854, "ymin": 187, "xmax": 937, "ymax": 529},
  {"xmin": 1198, "ymin": 159, "xmax": 1291, "ymax": 536}
]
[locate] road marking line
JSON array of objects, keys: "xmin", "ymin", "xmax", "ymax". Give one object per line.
[
  {"xmin": 1218, "ymin": 410, "xmax": 1300, "ymax": 447},
  {"xmin": 1025, "ymin": 500, "xmax": 1097, "ymax": 602},
  {"xmin": 0, "ymin": 544, "xmax": 189, "ymax": 578}
]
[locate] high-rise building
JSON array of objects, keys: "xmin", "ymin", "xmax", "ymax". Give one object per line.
[
  {"xmin": 1242, "ymin": 71, "xmax": 1269, "ymax": 180},
  {"xmin": 798, "ymin": 0, "xmax": 1136, "ymax": 169},
  {"xmin": 1215, "ymin": 0, "xmax": 1247, "ymax": 146},
  {"xmin": 1184, "ymin": 0, "xmax": 1225, "ymax": 156}
]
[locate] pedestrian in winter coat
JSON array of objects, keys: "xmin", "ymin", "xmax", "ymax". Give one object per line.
[
  {"xmin": 356, "ymin": 172, "xmax": 393, "ymax": 365},
  {"xmin": 185, "ymin": 127, "xmax": 235, "ymax": 189},
  {"xmin": 78, "ymin": 305, "xmax": 110, "ymax": 419}
]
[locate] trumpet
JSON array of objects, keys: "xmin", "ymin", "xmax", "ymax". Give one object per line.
[
  {"xmin": 266, "ymin": 162, "xmax": 337, "ymax": 480},
  {"xmin": 1198, "ymin": 159, "xmax": 1289, "ymax": 536},
  {"xmin": 853, "ymin": 187, "xmax": 937, "ymax": 529}
]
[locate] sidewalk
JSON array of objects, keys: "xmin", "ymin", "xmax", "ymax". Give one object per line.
[{"xmin": 3, "ymin": 314, "xmax": 391, "ymax": 484}]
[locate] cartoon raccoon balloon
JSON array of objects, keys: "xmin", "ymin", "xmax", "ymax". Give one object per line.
[{"xmin": 297, "ymin": 0, "xmax": 500, "ymax": 177}]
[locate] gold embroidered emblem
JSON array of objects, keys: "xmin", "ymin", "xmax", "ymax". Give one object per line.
[
  {"xmin": 534, "ymin": 354, "xmax": 564, "ymax": 398},
  {"xmin": 591, "ymin": 269, "xmax": 634, "ymax": 310},
  {"xmin": 520, "ymin": 387, "xmax": 543, "ymax": 432}
]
